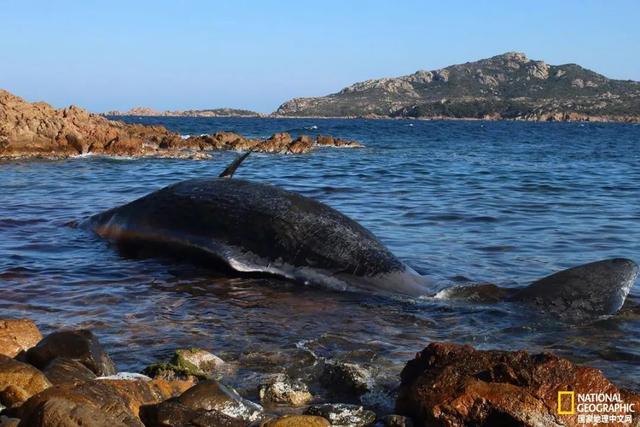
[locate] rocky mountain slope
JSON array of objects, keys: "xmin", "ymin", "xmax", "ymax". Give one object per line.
[
  {"xmin": 105, "ymin": 107, "xmax": 262, "ymax": 117},
  {"xmin": 275, "ymin": 52, "xmax": 640, "ymax": 122}
]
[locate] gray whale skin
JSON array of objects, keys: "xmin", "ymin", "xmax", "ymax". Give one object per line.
[{"xmin": 87, "ymin": 160, "xmax": 637, "ymax": 319}]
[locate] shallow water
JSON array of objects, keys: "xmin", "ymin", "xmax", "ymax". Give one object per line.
[{"xmin": 1, "ymin": 118, "xmax": 639, "ymax": 404}]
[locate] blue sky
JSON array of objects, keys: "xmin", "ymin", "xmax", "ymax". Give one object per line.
[{"xmin": 1, "ymin": 1, "xmax": 638, "ymax": 113}]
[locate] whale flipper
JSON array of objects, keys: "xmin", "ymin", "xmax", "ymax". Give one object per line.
[
  {"xmin": 219, "ymin": 151, "xmax": 251, "ymax": 178},
  {"xmin": 509, "ymin": 258, "xmax": 638, "ymax": 318}
]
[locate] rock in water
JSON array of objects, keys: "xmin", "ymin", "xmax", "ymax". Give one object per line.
[
  {"xmin": 143, "ymin": 348, "xmax": 227, "ymax": 382},
  {"xmin": 0, "ymin": 355, "xmax": 51, "ymax": 408},
  {"xmin": 258, "ymin": 374, "xmax": 313, "ymax": 406},
  {"xmin": 381, "ymin": 415, "xmax": 414, "ymax": 427},
  {"xmin": 320, "ymin": 360, "xmax": 372, "ymax": 397},
  {"xmin": 305, "ymin": 403, "xmax": 376, "ymax": 427},
  {"xmin": 142, "ymin": 380, "xmax": 263, "ymax": 427},
  {"xmin": 396, "ymin": 342, "xmax": 640, "ymax": 427},
  {"xmin": 25, "ymin": 330, "xmax": 117, "ymax": 376},
  {"xmin": 0, "ymin": 320, "xmax": 42, "ymax": 358}
]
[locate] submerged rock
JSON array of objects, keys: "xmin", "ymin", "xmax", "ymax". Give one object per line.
[
  {"xmin": 0, "ymin": 320, "xmax": 42, "ymax": 358},
  {"xmin": 380, "ymin": 415, "xmax": 413, "ymax": 427},
  {"xmin": 25, "ymin": 330, "xmax": 116, "ymax": 376},
  {"xmin": 305, "ymin": 403, "xmax": 376, "ymax": 427},
  {"xmin": 320, "ymin": 360, "xmax": 372, "ymax": 397},
  {"xmin": 261, "ymin": 415, "xmax": 330, "ymax": 427},
  {"xmin": 143, "ymin": 348, "xmax": 227, "ymax": 382},
  {"xmin": 16, "ymin": 378, "xmax": 191, "ymax": 427},
  {"xmin": 258, "ymin": 374, "xmax": 313, "ymax": 406},
  {"xmin": 396, "ymin": 342, "xmax": 640, "ymax": 427},
  {"xmin": 143, "ymin": 380, "xmax": 263, "ymax": 427},
  {"xmin": 0, "ymin": 355, "xmax": 51, "ymax": 408}
]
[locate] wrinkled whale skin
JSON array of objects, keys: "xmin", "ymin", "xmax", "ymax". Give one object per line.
[
  {"xmin": 88, "ymin": 178, "xmax": 431, "ymax": 296},
  {"xmin": 509, "ymin": 258, "xmax": 639, "ymax": 318}
]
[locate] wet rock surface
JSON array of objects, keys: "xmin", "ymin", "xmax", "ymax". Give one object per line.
[
  {"xmin": 25, "ymin": 330, "xmax": 117, "ymax": 376},
  {"xmin": 396, "ymin": 342, "xmax": 640, "ymax": 427},
  {"xmin": 142, "ymin": 380, "xmax": 263, "ymax": 427},
  {"xmin": 0, "ymin": 320, "xmax": 42, "ymax": 358},
  {"xmin": 259, "ymin": 374, "xmax": 313, "ymax": 406},
  {"xmin": 320, "ymin": 360, "xmax": 372, "ymax": 397},
  {"xmin": 0, "ymin": 355, "xmax": 51, "ymax": 409},
  {"xmin": 305, "ymin": 403, "xmax": 376, "ymax": 427},
  {"xmin": 144, "ymin": 348, "xmax": 227, "ymax": 382}
]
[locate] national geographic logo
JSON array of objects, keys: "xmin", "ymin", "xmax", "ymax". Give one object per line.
[
  {"xmin": 558, "ymin": 391, "xmax": 635, "ymax": 424},
  {"xmin": 558, "ymin": 391, "xmax": 575, "ymax": 415}
]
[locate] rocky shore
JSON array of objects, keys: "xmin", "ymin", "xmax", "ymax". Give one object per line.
[
  {"xmin": 0, "ymin": 90, "xmax": 362, "ymax": 160},
  {"xmin": 1, "ymin": 319, "xmax": 638, "ymax": 427}
]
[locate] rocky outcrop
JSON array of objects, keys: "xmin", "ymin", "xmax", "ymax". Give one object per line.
[
  {"xmin": 0, "ymin": 90, "xmax": 363, "ymax": 159},
  {"xmin": 0, "ymin": 321, "xmax": 42, "ymax": 358},
  {"xmin": 396, "ymin": 342, "xmax": 640, "ymax": 427},
  {"xmin": 275, "ymin": 52, "xmax": 640, "ymax": 122}
]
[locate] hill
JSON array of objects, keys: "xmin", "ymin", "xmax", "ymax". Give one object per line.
[{"xmin": 275, "ymin": 52, "xmax": 640, "ymax": 122}]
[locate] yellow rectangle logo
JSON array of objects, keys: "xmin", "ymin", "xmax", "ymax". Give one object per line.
[{"xmin": 558, "ymin": 391, "xmax": 575, "ymax": 415}]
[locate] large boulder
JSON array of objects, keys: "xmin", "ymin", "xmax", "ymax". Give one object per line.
[
  {"xmin": 25, "ymin": 330, "xmax": 116, "ymax": 376},
  {"xmin": 17, "ymin": 378, "xmax": 191, "ymax": 427},
  {"xmin": 42, "ymin": 358, "xmax": 97, "ymax": 385},
  {"xmin": 396, "ymin": 342, "xmax": 640, "ymax": 427},
  {"xmin": 0, "ymin": 320, "xmax": 42, "ymax": 358},
  {"xmin": 0, "ymin": 355, "xmax": 51, "ymax": 408},
  {"xmin": 142, "ymin": 380, "xmax": 263, "ymax": 427}
]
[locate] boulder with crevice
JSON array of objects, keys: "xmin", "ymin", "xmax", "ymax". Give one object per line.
[
  {"xmin": 396, "ymin": 342, "xmax": 640, "ymax": 427},
  {"xmin": 25, "ymin": 330, "xmax": 116, "ymax": 376}
]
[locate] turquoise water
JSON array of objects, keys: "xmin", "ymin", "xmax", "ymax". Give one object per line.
[{"xmin": 1, "ymin": 118, "xmax": 639, "ymax": 402}]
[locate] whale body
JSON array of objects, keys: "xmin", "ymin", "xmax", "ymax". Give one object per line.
[
  {"xmin": 87, "ymin": 155, "xmax": 638, "ymax": 319},
  {"xmin": 88, "ymin": 177, "xmax": 432, "ymax": 296}
]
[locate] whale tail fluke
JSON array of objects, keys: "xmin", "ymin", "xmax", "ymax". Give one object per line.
[
  {"xmin": 219, "ymin": 151, "xmax": 251, "ymax": 178},
  {"xmin": 509, "ymin": 258, "xmax": 638, "ymax": 318}
]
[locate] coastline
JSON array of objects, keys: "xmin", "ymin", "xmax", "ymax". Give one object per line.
[{"xmin": 107, "ymin": 113, "xmax": 640, "ymax": 124}]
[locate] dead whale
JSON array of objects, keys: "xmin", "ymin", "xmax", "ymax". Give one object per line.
[{"xmin": 87, "ymin": 154, "xmax": 638, "ymax": 318}]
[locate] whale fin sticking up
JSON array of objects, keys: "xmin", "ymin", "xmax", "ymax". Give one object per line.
[
  {"xmin": 219, "ymin": 151, "xmax": 251, "ymax": 178},
  {"xmin": 509, "ymin": 258, "xmax": 638, "ymax": 319}
]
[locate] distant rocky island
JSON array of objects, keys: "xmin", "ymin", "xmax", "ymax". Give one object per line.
[
  {"xmin": 275, "ymin": 52, "xmax": 640, "ymax": 122},
  {"xmin": 105, "ymin": 106, "xmax": 262, "ymax": 117}
]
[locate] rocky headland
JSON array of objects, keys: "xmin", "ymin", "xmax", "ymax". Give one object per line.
[
  {"xmin": 0, "ymin": 90, "xmax": 362, "ymax": 160},
  {"xmin": 0, "ymin": 319, "xmax": 638, "ymax": 427},
  {"xmin": 105, "ymin": 107, "xmax": 263, "ymax": 118},
  {"xmin": 274, "ymin": 52, "xmax": 640, "ymax": 123}
]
